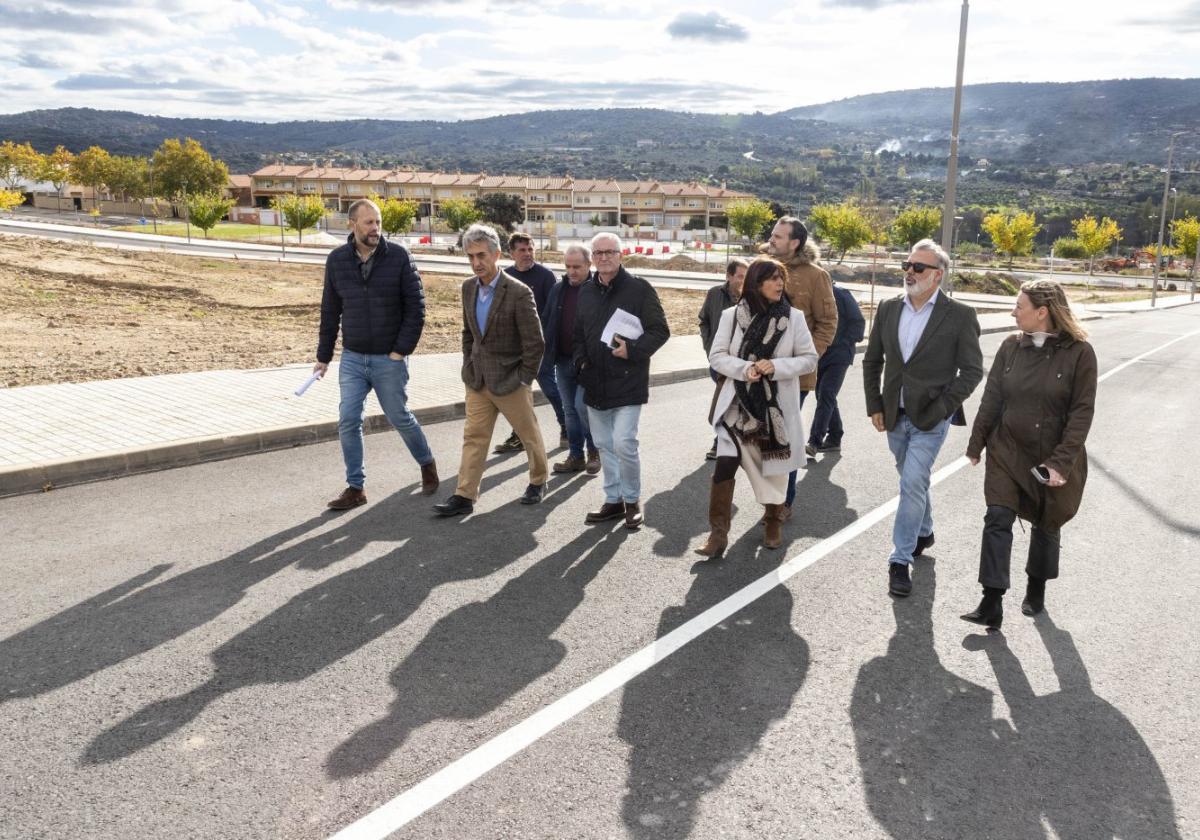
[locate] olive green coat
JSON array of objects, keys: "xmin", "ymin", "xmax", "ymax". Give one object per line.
[{"xmin": 966, "ymin": 333, "xmax": 1098, "ymax": 530}]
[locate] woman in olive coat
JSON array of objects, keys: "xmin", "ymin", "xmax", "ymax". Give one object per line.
[{"xmin": 961, "ymin": 280, "xmax": 1098, "ymax": 629}]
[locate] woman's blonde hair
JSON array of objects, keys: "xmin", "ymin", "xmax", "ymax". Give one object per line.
[{"xmin": 1020, "ymin": 279, "xmax": 1088, "ymax": 341}]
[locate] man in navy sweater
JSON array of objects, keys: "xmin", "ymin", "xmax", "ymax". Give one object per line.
[
  {"xmin": 493, "ymin": 232, "xmax": 566, "ymax": 453},
  {"xmin": 807, "ymin": 281, "xmax": 867, "ymax": 456},
  {"xmin": 315, "ymin": 199, "xmax": 439, "ymax": 510}
]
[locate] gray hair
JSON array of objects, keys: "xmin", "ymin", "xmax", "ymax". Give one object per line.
[
  {"xmin": 347, "ymin": 198, "xmax": 379, "ymax": 221},
  {"xmin": 590, "ymin": 232, "xmax": 622, "ymax": 252},
  {"xmin": 463, "ymin": 223, "xmax": 501, "ymax": 254},
  {"xmin": 911, "ymin": 238, "xmax": 950, "ymax": 271},
  {"xmin": 564, "ymin": 243, "xmax": 591, "ymax": 262}
]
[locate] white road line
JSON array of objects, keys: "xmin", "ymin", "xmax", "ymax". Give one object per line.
[{"xmin": 328, "ymin": 326, "xmax": 1200, "ymax": 840}]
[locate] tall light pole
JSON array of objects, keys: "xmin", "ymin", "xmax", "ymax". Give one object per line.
[
  {"xmin": 939, "ymin": 0, "xmax": 969, "ymax": 295},
  {"xmin": 1167, "ymin": 187, "xmax": 1178, "ymax": 248},
  {"xmin": 182, "ymin": 179, "xmax": 191, "ymax": 243},
  {"xmin": 1152, "ymin": 132, "xmax": 1185, "ymax": 307}
]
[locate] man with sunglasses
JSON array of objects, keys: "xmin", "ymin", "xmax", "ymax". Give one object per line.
[{"xmin": 863, "ymin": 239, "xmax": 983, "ymax": 597}]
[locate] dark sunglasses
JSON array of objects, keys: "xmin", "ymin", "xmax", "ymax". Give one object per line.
[{"xmin": 901, "ymin": 260, "xmax": 940, "ymax": 274}]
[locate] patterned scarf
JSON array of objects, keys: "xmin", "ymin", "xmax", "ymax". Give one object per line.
[{"xmin": 731, "ymin": 298, "xmax": 792, "ymax": 461}]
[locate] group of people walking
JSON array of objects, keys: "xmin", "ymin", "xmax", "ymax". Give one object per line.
[{"xmin": 315, "ymin": 198, "xmax": 1098, "ymax": 629}]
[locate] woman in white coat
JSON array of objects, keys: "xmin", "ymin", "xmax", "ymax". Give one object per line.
[{"xmin": 696, "ymin": 257, "xmax": 819, "ymax": 555}]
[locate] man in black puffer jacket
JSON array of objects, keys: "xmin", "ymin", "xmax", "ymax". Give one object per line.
[
  {"xmin": 315, "ymin": 199, "xmax": 439, "ymax": 510},
  {"xmin": 573, "ymin": 232, "xmax": 670, "ymax": 530}
]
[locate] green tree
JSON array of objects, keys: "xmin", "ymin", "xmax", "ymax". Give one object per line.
[
  {"xmin": 0, "ymin": 189, "xmax": 24, "ymax": 213},
  {"xmin": 809, "ymin": 201, "xmax": 874, "ymax": 263},
  {"xmin": 186, "ymin": 191, "xmax": 235, "ymax": 238},
  {"xmin": 474, "ymin": 193, "xmax": 524, "ymax": 232},
  {"xmin": 726, "ymin": 198, "xmax": 774, "ymax": 246},
  {"xmin": 0, "ymin": 140, "xmax": 40, "ymax": 190},
  {"xmin": 439, "ymin": 197, "xmax": 482, "ymax": 235},
  {"xmin": 271, "ymin": 194, "xmax": 327, "ymax": 243},
  {"xmin": 104, "ymin": 155, "xmax": 149, "ymax": 204},
  {"xmin": 1050, "ymin": 237, "xmax": 1088, "ymax": 260},
  {"xmin": 37, "ymin": 145, "xmax": 75, "ymax": 202},
  {"xmin": 371, "ymin": 194, "xmax": 420, "ymax": 236},
  {"xmin": 1071, "ymin": 214, "xmax": 1122, "ymax": 275},
  {"xmin": 69, "ymin": 145, "xmax": 112, "ymax": 209},
  {"xmin": 889, "ymin": 206, "xmax": 941, "ymax": 248},
  {"xmin": 1169, "ymin": 215, "xmax": 1198, "ymax": 273},
  {"xmin": 982, "ymin": 210, "xmax": 1041, "ymax": 268},
  {"xmin": 150, "ymin": 138, "xmax": 229, "ymax": 199}
]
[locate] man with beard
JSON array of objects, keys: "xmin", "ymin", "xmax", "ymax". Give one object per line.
[
  {"xmin": 862, "ymin": 239, "xmax": 983, "ymax": 597},
  {"xmin": 315, "ymin": 198, "xmax": 439, "ymax": 510},
  {"xmin": 765, "ymin": 217, "xmax": 838, "ymax": 519}
]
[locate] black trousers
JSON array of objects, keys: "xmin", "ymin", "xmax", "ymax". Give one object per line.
[{"xmin": 979, "ymin": 505, "xmax": 1061, "ymax": 590}]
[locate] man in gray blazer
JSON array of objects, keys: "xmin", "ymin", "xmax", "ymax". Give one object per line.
[
  {"xmin": 863, "ymin": 238, "xmax": 983, "ymax": 597},
  {"xmin": 433, "ymin": 224, "xmax": 549, "ymax": 517}
]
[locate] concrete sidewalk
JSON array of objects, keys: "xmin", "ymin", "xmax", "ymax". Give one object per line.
[{"xmin": 1, "ymin": 300, "xmax": 1189, "ymax": 497}]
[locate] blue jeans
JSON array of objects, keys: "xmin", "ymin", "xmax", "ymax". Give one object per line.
[
  {"xmin": 537, "ymin": 357, "xmax": 565, "ymax": 429},
  {"xmin": 784, "ymin": 390, "xmax": 811, "ymax": 507},
  {"xmin": 554, "ymin": 358, "xmax": 594, "ymax": 458},
  {"xmin": 886, "ymin": 414, "xmax": 950, "ymax": 566},
  {"xmin": 808, "ymin": 362, "xmax": 849, "ymax": 447},
  {"xmin": 338, "ymin": 351, "xmax": 433, "ymax": 489},
  {"xmin": 587, "ymin": 404, "xmax": 643, "ymax": 503}
]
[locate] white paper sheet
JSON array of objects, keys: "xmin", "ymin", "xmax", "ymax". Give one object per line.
[
  {"xmin": 294, "ymin": 371, "xmax": 322, "ymax": 397},
  {"xmin": 600, "ymin": 308, "xmax": 644, "ymax": 348}
]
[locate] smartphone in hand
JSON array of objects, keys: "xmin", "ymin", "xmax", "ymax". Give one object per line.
[
  {"xmin": 1031, "ymin": 464, "xmax": 1051, "ymax": 484},
  {"xmin": 609, "ymin": 334, "xmax": 626, "ymax": 350}
]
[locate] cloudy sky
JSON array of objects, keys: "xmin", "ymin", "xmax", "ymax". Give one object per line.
[{"xmin": 1, "ymin": 0, "xmax": 1197, "ymax": 122}]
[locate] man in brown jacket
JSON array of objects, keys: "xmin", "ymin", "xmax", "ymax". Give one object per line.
[
  {"xmin": 433, "ymin": 223, "xmax": 549, "ymax": 517},
  {"xmin": 766, "ymin": 216, "xmax": 838, "ymax": 517}
]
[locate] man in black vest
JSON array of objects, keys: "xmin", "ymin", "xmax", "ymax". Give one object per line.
[
  {"xmin": 863, "ymin": 239, "xmax": 983, "ymax": 597},
  {"xmin": 315, "ymin": 199, "xmax": 439, "ymax": 510}
]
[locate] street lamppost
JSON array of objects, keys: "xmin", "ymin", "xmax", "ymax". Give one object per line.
[
  {"xmin": 182, "ymin": 179, "xmax": 191, "ymax": 243},
  {"xmin": 1152, "ymin": 132, "xmax": 1186, "ymax": 307},
  {"xmin": 939, "ymin": 0, "xmax": 970, "ymax": 295},
  {"xmin": 1167, "ymin": 187, "xmax": 1178, "ymax": 248}
]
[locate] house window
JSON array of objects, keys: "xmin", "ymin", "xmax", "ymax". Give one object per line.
[
  {"xmin": 687, "ymin": 200, "xmax": 700, "ymax": 208},
  {"xmin": 347, "ymin": 185, "xmax": 362, "ymax": 195},
  {"xmin": 623, "ymin": 198, "xmax": 635, "ymax": 206}
]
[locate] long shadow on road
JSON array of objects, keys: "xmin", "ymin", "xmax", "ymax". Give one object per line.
[
  {"xmin": 80, "ymin": 463, "xmax": 580, "ymax": 765},
  {"xmin": 851, "ymin": 558, "xmax": 1181, "ymax": 839},
  {"xmin": 324, "ymin": 522, "xmax": 629, "ymax": 778}
]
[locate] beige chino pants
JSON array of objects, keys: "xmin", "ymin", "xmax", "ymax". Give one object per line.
[{"xmin": 455, "ymin": 384, "xmax": 549, "ymax": 500}]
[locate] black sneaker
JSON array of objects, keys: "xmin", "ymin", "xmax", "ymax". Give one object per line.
[
  {"xmin": 705, "ymin": 440, "xmax": 717, "ymax": 461},
  {"xmin": 804, "ymin": 443, "xmax": 816, "ymax": 458},
  {"xmin": 888, "ymin": 563, "xmax": 912, "ymax": 597},
  {"xmin": 493, "ymin": 431, "xmax": 524, "ymax": 453},
  {"xmin": 913, "ymin": 532, "xmax": 936, "ymax": 557},
  {"xmin": 814, "ymin": 438, "xmax": 841, "ymax": 453}
]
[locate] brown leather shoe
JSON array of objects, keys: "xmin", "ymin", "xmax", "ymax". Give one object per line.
[
  {"xmin": 328, "ymin": 487, "xmax": 366, "ymax": 510},
  {"xmin": 585, "ymin": 449, "xmax": 602, "ymax": 475},
  {"xmin": 553, "ymin": 454, "xmax": 586, "ymax": 474},
  {"xmin": 624, "ymin": 502, "xmax": 644, "ymax": 530},
  {"xmin": 762, "ymin": 504, "xmax": 783, "ymax": 549},
  {"xmin": 420, "ymin": 459, "xmax": 439, "ymax": 496},
  {"xmin": 585, "ymin": 501, "xmax": 625, "ymax": 524}
]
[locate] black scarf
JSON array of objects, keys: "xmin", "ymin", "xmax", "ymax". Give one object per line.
[{"xmin": 731, "ymin": 298, "xmax": 792, "ymax": 461}]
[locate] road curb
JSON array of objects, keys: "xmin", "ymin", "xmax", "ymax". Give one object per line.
[{"xmin": 0, "ymin": 366, "xmax": 714, "ymax": 498}]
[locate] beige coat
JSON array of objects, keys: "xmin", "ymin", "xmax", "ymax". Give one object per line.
[
  {"xmin": 781, "ymin": 241, "xmax": 838, "ymax": 391},
  {"xmin": 708, "ymin": 306, "xmax": 819, "ymax": 476}
]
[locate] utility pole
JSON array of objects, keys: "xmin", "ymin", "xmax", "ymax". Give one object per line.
[
  {"xmin": 939, "ymin": 0, "xmax": 969, "ymax": 295},
  {"xmin": 1152, "ymin": 133, "xmax": 1184, "ymax": 307}
]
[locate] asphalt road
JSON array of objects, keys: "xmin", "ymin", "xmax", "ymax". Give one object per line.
[{"xmin": 2, "ymin": 308, "xmax": 1198, "ymax": 839}]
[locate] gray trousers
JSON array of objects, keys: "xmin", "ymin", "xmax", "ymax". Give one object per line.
[{"xmin": 979, "ymin": 505, "xmax": 1061, "ymax": 590}]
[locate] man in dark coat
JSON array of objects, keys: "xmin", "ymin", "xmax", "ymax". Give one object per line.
[
  {"xmin": 493, "ymin": 231, "xmax": 566, "ymax": 454},
  {"xmin": 574, "ymin": 233, "xmax": 670, "ymax": 529},
  {"xmin": 315, "ymin": 198, "xmax": 439, "ymax": 510},
  {"xmin": 863, "ymin": 239, "xmax": 983, "ymax": 597},
  {"xmin": 698, "ymin": 258, "xmax": 747, "ymax": 460},
  {"xmin": 433, "ymin": 224, "xmax": 548, "ymax": 517},
  {"xmin": 544, "ymin": 243, "xmax": 600, "ymax": 475},
  {"xmin": 807, "ymin": 281, "xmax": 866, "ymax": 456}
]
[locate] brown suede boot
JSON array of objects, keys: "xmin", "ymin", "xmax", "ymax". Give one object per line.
[
  {"xmin": 695, "ymin": 478, "xmax": 735, "ymax": 558},
  {"xmin": 763, "ymin": 504, "xmax": 783, "ymax": 549},
  {"xmin": 420, "ymin": 459, "xmax": 440, "ymax": 496}
]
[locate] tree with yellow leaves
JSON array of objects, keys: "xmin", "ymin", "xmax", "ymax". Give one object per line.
[{"xmin": 982, "ymin": 210, "xmax": 1041, "ymax": 268}]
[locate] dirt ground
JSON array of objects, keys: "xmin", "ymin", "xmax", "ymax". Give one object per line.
[{"xmin": 0, "ymin": 234, "xmax": 708, "ymax": 388}]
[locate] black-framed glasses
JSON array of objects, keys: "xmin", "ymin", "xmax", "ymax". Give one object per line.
[
  {"xmin": 901, "ymin": 260, "xmax": 939, "ymax": 274},
  {"xmin": 593, "ymin": 249, "xmax": 620, "ymax": 257}
]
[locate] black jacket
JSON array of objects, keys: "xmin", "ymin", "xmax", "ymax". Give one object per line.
[
  {"xmin": 542, "ymin": 273, "xmax": 589, "ymax": 361},
  {"xmin": 573, "ymin": 267, "xmax": 670, "ymax": 410},
  {"xmin": 317, "ymin": 234, "xmax": 426, "ymax": 363},
  {"xmin": 820, "ymin": 283, "xmax": 867, "ymax": 368},
  {"xmin": 698, "ymin": 282, "xmax": 737, "ymax": 354}
]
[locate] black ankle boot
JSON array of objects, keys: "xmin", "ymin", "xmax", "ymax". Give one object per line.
[
  {"xmin": 1022, "ymin": 577, "xmax": 1046, "ymax": 616},
  {"xmin": 961, "ymin": 586, "xmax": 1005, "ymax": 629}
]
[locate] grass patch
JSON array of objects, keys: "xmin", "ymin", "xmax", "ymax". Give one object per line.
[{"xmin": 115, "ymin": 222, "xmax": 320, "ymax": 242}]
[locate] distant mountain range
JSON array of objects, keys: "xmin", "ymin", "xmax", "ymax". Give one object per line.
[{"xmin": 2, "ymin": 78, "xmax": 1197, "ymax": 177}]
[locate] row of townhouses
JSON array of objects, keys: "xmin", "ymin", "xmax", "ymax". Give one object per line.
[{"xmin": 249, "ymin": 165, "xmax": 754, "ymax": 232}]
